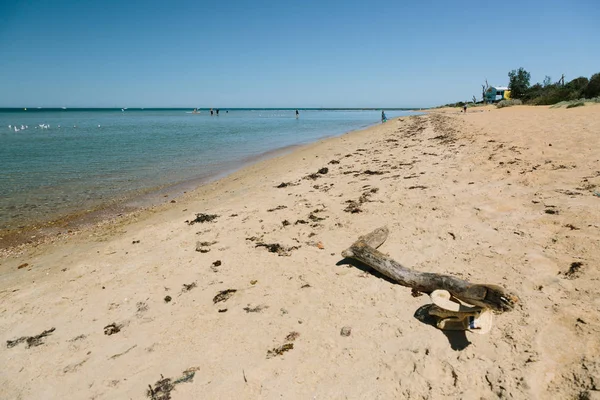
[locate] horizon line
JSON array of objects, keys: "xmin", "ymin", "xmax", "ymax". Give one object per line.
[{"xmin": 0, "ymin": 107, "xmax": 427, "ymax": 111}]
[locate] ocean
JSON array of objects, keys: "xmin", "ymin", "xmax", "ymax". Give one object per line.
[{"xmin": 0, "ymin": 108, "xmax": 419, "ymax": 231}]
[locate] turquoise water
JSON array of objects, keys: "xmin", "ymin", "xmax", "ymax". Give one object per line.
[{"xmin": 0, "ymin": 109, "xmax": 417, "ymax": 230}]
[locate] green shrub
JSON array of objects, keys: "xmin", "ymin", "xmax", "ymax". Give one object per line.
[
  {"xmin": 584, "ymin": 73, "xmax": 600, "ymax": 98},
  {"xmin": 515, "ymin": 72, "xmax": 600, "ymax": 105},
  {"xmin": 566, "ymin": 77, "xmax": 589, "ymax": 93},
  {"xmin": 496, "ymin": 99, "xmax": 523, "ymax": 108},
  {"xmin": 530, "ymin": 87, "xmax": 579, "ymax": 105},
  {"xmin": 566, "ymin": 101, "xmax": 585, "ymax": 109},
  {"xmin": 522, "ymin": 83, "xmax": 544, "ymax": 103},
  {"xmin": 549, "ymin": 101, "xmax": 571, "ymax": 109}
]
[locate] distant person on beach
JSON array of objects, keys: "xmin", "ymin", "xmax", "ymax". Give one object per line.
[
  {"xmin": 381, "ymin": 110, "xmax": 387, "ymax": 123},
  {"xmin": 463, "ymin": 104, "xmax": 467, "ymax": 113},
  {"xmin": 295, "ymin": 109, "xmax": 299, "ymax": 118}
]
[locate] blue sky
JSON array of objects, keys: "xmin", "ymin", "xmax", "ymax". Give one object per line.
[{"xmin": 1, "ymin": 0, "xmax": 599, "ymax": 108}]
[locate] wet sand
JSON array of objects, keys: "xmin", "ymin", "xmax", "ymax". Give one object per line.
[
  {"xmin": 0, "ymin": 143, "xmax": 304, "ymax": 253},
  {"xmin": 1, "ymin": 105, "xmax": 599, "ymax": 399}
]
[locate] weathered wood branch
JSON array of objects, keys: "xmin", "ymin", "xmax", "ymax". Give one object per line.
[{"xmin": 342, "ymin": 226, "xmax": 519, "ymax": 312}]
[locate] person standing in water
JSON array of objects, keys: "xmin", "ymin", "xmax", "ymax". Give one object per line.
[
  {"xmin": 216, "ymin": 109, "xmax": 219, "ymax": 115},
  {"xmin": 210, "ymin": 108, "xmax": 214, "ymax": 116},
  {"xmin": 295, "ymin": 109, "xmax": 299, "ymax": 118},
  {"xmin": 381, "ymin": 110, "xmax": 387, "ymax": 123}
]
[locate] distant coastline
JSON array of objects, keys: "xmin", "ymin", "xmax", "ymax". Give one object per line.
[{"xmin": 0, "ymin": 107, "xmax": 421, "ymax": 112}]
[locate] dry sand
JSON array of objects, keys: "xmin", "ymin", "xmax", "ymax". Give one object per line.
[{"xmin": 1, "ymin": 105, "xmax": 599, "ymax": 399}]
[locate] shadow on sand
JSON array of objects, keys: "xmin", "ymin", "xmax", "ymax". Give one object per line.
[
  {"xmin": 337, "ymin": 256, "xmax": 472, "ymax": 351},
  {"xmin": 414, "ymin": 304, "xmax": 471, "ymax": 351},
  {"xmin": 336, "ymin": 258, "xmax": 398, "ymax": 285}
]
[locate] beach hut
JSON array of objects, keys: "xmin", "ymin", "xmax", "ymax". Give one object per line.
[{"xmin": 485, "ymin": 86, "xmax": 511, "ymax": 103}]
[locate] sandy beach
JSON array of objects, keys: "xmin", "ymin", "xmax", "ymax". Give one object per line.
[{"xmin": 1, "ymin": 105, "xmax": 599, "ymax": 399}]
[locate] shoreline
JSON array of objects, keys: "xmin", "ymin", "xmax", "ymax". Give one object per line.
[
  {"xmin": 0, "ymin": 142, "xmax": 302, "ymax": 252},
  {"xmin": 0, "ymin": 118, "xmax": 392, "ymax": 254},
  {"xmin": 1, "ymin": 105, "xmax": 599, "ymax": 399},
  {"xmin": 1, "ymin": 108, "xmax": 414, "ymax": 241}
]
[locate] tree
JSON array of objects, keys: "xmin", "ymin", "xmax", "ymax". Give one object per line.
[
  {"xmin": 508, "ymin": 68, "xmax": 531, "ymax": 99},
  {"xmin": 583, "ymin": 73, "xmax": 600, "ymax": 98},
  {"xmin": 543, "ymin": 76, "xmax": 552, "ymax": 87},
  {"xmin": 482, "ymin": 79, "xmax": 489, "ymax": 103},
  {"xmin": 566, "ymin": 77, "xmax": 589, "ymax": 90}
]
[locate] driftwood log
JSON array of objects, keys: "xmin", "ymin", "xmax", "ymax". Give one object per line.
[{"xmin": 341, "ymin": 226, "xmax": 519, "ymax": 312}]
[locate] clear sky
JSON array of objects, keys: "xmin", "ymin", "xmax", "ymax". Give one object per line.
[{"xmin": 1, "ymin": 0, "xmax": 599, "ymax": 108}]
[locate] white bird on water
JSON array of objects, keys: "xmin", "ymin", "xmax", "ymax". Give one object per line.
[
  {"xmin": 8, "ymin": 125, "xmax": 11, "ymax": 129},
  {"xmin": 14, "ymin": 126, "xmax": 19, "ymax": 132}
]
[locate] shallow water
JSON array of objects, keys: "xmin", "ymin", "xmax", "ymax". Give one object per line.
[{"xmin": 0, "ymin": 109, "xmax": 417, "ymax": 229}]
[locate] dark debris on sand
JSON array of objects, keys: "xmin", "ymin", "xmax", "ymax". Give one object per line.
[
  {"xmin": 148, "ymin": 375, "xmax": 174, "ymax": 400},
  {"xmin": 267, "ymin": 331, "xmax": 300, "ymax": 359},
  {"xmin": 344, "ymin": 200, "xmax": 362, "ymax": 213},
  {"xmin": 343, "ymin": 187, "xmax": 380, "ymax": 213},
  {"xmin": 304, "ymin": 167, "xmax": 329, "ymax": 180},
  {"xmin": 197, "ymin": 241, "xmax": 217, "ymax": 246},
  {"xmin": 7, "ymin": 327, "xmax": 56, "ymax": 349},
  {"xmin": 363, "ymin": 169, "xmax": 385, "ymax": 175},
  {"xmin": 243, "ymin": 304, "xmax": 269, "ymax": 313},
  {"xmin": 561, "ymin": 262, "xmax": 584, "ymax": 279},
  {"xmin": 196, "ymin": 240, "xmax": 217, "ymax": 252},
  {"xmin": 276, "ymin": 181, "xmax": 300, "ymax": 188},
  {"xmin": 104, "ymin": 323, "xmax": 122, "ymax": 336},
  {"xmin": 267, "ymin": 205, "xmax": 287, "ymax": 212},
  {"xmin": 182, "ymin": 282, "xmax": 197, "ymax": 292},
  {"xmin": 255, "ymin": 242, "xmax": 300, "ymax": 256},
  {"xmin": 213, "ymin": 289, "xmax": 237, "ymax": 304},
  {"xmin": 358, "ymin": 188, "xmax": 378, "ymax": 204},
  {"xmin": 308, "ymin": 212, "xmax": 325, "ymax": 222},
  {"xmin": 147, "ymin": 369, "xmax": 196, "ymax": 400},
  {"xmin": 186, "ymin": 213, "xmax": 219, "ymax": 225},
  {"xmin": 267, "ymin": 343, "xmax": 294, "ymax": 359}
]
